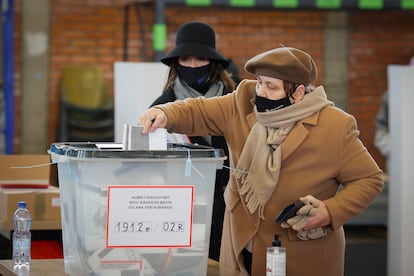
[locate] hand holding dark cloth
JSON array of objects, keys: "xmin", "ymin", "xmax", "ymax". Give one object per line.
[{"xmin": 279, "ymin": 195, "xmax": 329, "ymax": 240}]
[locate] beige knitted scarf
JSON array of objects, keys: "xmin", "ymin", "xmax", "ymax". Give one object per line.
[{"xmin": 234, "ymin": 88, "xmax": 333, "ymax": 219}]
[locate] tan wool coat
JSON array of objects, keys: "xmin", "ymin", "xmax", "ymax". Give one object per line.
[{"xmin": 156, "ymin": 80, "xmax": 384, "ymax": 276}]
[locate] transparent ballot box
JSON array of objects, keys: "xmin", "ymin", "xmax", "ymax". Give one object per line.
[{"xmin": 49, "ymin": 142, "xmax": 226, "ymax": 276}]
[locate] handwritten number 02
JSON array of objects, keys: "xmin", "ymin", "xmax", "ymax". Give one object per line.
[{"xmin": 163, "ymin": 222, "xmax": 175, "ymax": 232}]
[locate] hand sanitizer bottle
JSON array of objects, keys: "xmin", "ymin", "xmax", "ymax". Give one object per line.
[{"xmin": 266, "ymin": 234, "xmax": 286, "ymax": 276}]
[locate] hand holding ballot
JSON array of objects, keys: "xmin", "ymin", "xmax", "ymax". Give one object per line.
[{"xmin": 139, "ymin": 108, "xmax": 168, "ymax": 134}]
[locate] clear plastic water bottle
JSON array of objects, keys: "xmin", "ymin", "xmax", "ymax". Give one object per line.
[{"xmin": 12, "ymin": 201, "xmax": 31, "ymax": 266}]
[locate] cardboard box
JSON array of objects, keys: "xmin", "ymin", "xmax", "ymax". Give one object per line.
[
  {"xmin": 0, "ymin": 186, "xmax": 60, "ymax": 221},
  {"xmin": 0, "ymin": 154, "xmax": 53, "ymax": 188},
  {"xmin": 41, "ymin": 186, "xmax": 61, "ymax": 220}
]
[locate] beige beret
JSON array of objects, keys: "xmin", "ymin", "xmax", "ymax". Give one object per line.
[{"xmin": 245, "ymin": 47, "xmax": 318, "ymax": 85}]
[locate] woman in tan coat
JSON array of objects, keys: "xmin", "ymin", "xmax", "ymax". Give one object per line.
[{"xmin": 140, "ymin": 46, "xmax": 384, "ymax": 275}]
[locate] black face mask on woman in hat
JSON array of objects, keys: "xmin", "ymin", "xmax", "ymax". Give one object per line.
[
  {"xmin": 178, "ymin": 64, "xmax": 211, "ymax": 94},
  {"xmin": 254, "ymin": 91, "xmax": 292, "ymax": 112}
]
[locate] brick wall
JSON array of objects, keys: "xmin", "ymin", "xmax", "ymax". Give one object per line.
[
  {"xmin": 12, "ymin": 0, "xmax": 414, "ymax": 170},
  {"xmin": 348, "ymin": 10, "xmax": 414, "ymax": 170}
]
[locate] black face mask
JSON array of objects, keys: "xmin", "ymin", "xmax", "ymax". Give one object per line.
[
  {"xmin": 178, "ymin": 64, "xmax": 211, "ymax": 94},
  {"xmin": 254, "ymin": 91, "xmax": 292, "ymax": 112}
]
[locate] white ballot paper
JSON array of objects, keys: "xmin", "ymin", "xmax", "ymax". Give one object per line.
[{"xmin": 122, "ymin": 124, "xmax": 167, "ymax": 150}]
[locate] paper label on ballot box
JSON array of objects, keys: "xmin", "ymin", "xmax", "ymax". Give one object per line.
[{"xmin": 106, "ymin": 185, "xmax": 194, "ymax": 248}]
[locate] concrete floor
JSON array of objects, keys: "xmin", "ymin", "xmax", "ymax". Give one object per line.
[{"xmin": 344, "ymin": 226, "xmax": 387, "ymax": 276}]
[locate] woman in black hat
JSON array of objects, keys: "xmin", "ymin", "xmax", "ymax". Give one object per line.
[
  {"xmin": 150, "ymin": 21, "xmax": 237, "ymax": 261},
  {"xmin": 151, "ymin": 21, "xmax": 237, "ymax": 105}
]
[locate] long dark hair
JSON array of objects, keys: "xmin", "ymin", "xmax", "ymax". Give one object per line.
[{"xmin": 163, "ymin": 59, "xmax": 236, "ymax": 92}]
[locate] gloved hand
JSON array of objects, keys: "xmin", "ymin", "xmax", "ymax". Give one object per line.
[{"xmin": 277, "ymin": 195, "xmax": 328, "ymax": 240}]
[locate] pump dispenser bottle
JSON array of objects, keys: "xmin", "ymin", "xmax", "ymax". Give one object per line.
[{"xmin": 266, "ymin": 234, "xmax": 286, "ymax": 276}]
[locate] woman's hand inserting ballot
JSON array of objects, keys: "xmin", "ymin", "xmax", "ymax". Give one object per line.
[{"xmin": 139, "ymin": 108, "xmax": 168, "ymax": 134}]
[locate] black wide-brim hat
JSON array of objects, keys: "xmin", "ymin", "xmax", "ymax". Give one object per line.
[{"xmin": 160, "ymin": 21, "xmax": 229, "ymax": 68}]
